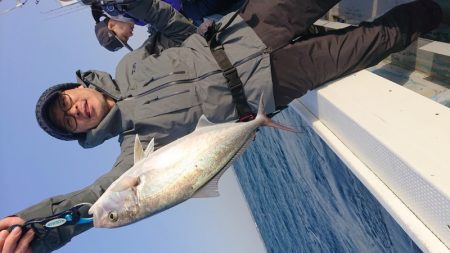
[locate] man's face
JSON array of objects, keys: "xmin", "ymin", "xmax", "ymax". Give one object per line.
[
  {"xmin": 108, "ymin": 19, "xmax": 134, "ymax": 43},
  {"xmin": 49, "ymin": 86, "xmax": 114, "ymax": 133}
]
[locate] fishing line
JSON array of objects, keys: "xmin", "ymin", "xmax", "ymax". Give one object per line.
[
  {"xmin": 43, "ymin": 3, "xmax": 87, "ymax": 20},
  {"xmin": 41, "ymin": 1, "xmax": 81, "ymax": 14}
]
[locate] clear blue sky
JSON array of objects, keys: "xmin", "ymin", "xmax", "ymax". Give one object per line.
[{"xmin": 0, "ymin": 1, "xmax": 266, "ymax": 252}]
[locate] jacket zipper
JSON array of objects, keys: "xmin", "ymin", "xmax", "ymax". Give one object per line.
[
  {"xmin": 135, "ymin": 49, "xmax": 267, "ymax": 99},
  {"xmin": 85, "ymin": 48, "xmax": 268, "ymax": 102},
  {"xmin": 143, "ymin": 89, "xmax": 190, "ymax": 104},
  {"xmin": 142, "ymin": 71, "xmax": 186, "ymax": 87}
]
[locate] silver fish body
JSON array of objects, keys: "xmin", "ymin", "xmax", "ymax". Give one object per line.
[{"xmin": 89, "ymin": 97, "xmax": 291, "ymax": 228}]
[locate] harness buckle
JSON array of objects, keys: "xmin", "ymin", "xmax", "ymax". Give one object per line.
[{"xmin": 203, "ymin": 21, "xmax": 222, "ymax": 42}]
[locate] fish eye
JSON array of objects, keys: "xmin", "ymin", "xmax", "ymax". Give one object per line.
[{"xmin": 108, "ymin": 211, "xmax": 119, "ymax": 222}]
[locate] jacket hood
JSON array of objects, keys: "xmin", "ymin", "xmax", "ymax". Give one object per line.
[{"xmin": 75, "ymin": 70, "xmax": 123, "ymax": 100}]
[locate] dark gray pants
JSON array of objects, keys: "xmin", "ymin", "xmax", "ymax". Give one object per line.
[{"xmin": 240, "ymin": 0, "xmax": 442, "ymax": 107}]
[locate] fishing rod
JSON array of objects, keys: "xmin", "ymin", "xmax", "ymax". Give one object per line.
[
  {"xmin": 44, "ymin": 3, "xmax": 87, "ymax": 20},
  {"xmin": 0, "ymin": 0, "xmax": 79, "ymax": 16},
  {"xmin": 0, "ymin": 0, "xmax": 29, "ymax": 15},
  {"xmin": 41, "ymin": 0, "xmax": 80, "ymax": 14},
  {"xmin": 1, "ymin": 0, "xmax": 133, "ymax": 16}
]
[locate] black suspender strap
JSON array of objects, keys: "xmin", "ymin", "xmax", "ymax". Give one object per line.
[
  {"xmin": 210, "ymin": 43, "xmax": 255, "ymax": 121},
  {"xmin": 205, "ymin": 2, "xmax": 255, "ymax": 122}
]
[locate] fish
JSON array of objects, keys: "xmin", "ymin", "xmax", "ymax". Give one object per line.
[{"xmin": 89, "ymin": 95, "xmax": 295, "ymax": 228}]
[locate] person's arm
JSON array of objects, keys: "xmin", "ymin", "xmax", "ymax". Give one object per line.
[
  {"xmin": 125, "ymin": 0, "xmax": 197, "ymax": 45},
  {"xmin": 9, "ymin": 136, "xmax": 135, "ymax": 252},
  {"xmin": 140, "ymin": 25, "xmax": 185, "ymax": 54}
]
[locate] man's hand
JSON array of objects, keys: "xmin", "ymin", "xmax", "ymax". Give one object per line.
[
  {"xmin": 197, "ymin": 19, "xmax": 214, "ymax": 37},
  {"xmin": 0, "ymin": 216, "xmax": 34, "ymax": 253}
]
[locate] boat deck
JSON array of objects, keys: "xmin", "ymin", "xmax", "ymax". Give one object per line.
[{"xmin": 300, "ymin": 16, "xmax": 450, "ymax": 252}]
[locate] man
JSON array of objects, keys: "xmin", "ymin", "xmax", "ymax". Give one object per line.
[
  {"xmin": 93, "ymin": 14, "xmax": 212, "ymax": 53},
  {"xmin": 0, "ymin": 0, "xmax": 447, "ymax": 252},
  {"xmin": 91, "ymin": 0, "xmax": 244, "ymax": 52},
  {"xmin": 95, "ymin": 16, "xmax": 136, "ymax": 51},
  {"xmin": 91, "ymin": 1, "xmax": 197, "ymax": 52}
]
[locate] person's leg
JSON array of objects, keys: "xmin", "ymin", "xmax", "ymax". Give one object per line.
[
  {"xmin": 271, "ymin": 0, "xmax": 443, "ymax": 106},
  {"xmin": 239, "ymin": 0, "xmax": 340, "ymax": 49}
]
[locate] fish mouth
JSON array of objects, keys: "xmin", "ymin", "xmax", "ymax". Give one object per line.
[
  {"xmin": 88, "ymin": 205, "xmax": 95, "ymax": 216},
  {"xmin": 88, "ymin": 205, "xmax": 103, "ymax": 228}
]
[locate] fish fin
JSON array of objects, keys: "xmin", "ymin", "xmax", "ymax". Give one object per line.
[
  {"xmin": 195, "ymin": 115, "xmax": 215, "ymax": 129},
  {"xmin": 256, "ymin": 93, "xmax": 299, "ymax": 133},
  {"xmin": 257, "ymin": 92, "xmax": 265, "ymax": 117},
  {"xmin": 222, "ymin": 132, "xmax": 256, "ymax": 171},
  {"xmin": 134, "ymin": 135, "xmax": 145, "ymax": 164},
  {"xmin": 111, "ymin": 176, "xmax": 141, "ymax": 192},
  {"xmin": 144, "ymin": 138, "xmax": 155, "ymax": 158},
  {"xmin": 192, "ymin": 134, "xmax": 253, "ymax": 199},
  {"xmin": 195, "ymin": 132, "xmax": 256, "ymax": 198},
  {"xmin": 192, "ymin": 168, "xmax": 228, "ymax": 198},
  {"xmin": 194, "ymin": 132, "xmax": 256, "ymax": 198}
]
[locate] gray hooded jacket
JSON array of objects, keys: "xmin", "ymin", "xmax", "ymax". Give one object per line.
[{"xmin": 16, "ymin": 0, "xmax": 274, "ymax": 252}]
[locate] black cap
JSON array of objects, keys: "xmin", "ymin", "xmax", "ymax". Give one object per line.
[
  {"xmin": 95, "ymin": 18, "xmax": 124, "ymax": 52},
  {"xmin": 35, "ymin": 83, "xmax": 81, "ymax": 141}
]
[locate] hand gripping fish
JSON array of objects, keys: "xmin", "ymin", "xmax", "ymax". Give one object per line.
[{"xmin": 89, "ymin": 95, "xmax": 296, "ymax": 228}]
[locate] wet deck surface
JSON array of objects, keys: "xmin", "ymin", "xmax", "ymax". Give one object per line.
[
  {"xmin": 314, "ymin": 17, "xmax": 450, "ymax": 108},
  {"xmin": 369, "ymin": 39, "xmax": 450, "ymax": 108}
]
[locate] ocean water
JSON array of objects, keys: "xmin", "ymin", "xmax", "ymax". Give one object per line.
[{"xmin": 233, "ymin": 105, "xmax": 422, "ymax": 253}]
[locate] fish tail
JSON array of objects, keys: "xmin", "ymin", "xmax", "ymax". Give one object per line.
[
  {"xmin": 260, "ymin": 114, "xmax": 298, "ymax": 132},
  {"xmin": 256, "ymin": 94, "xmax": 298, "ymax": 133}
]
